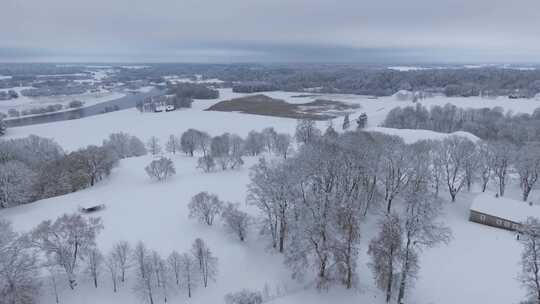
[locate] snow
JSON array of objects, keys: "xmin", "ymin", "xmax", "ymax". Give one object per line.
[
  {"xmin": 470, "ymin": 192, "xmax": 540, "ymax": 223},
  {"xmin": 164, "ymin": 75, "xmax": 225, "ymax": 84},
  {"xmin": 3, "ymin": 87, "xmax": 540, "ymax": 304},
  {"xmin": 366, "ymin": 127, "xmax": 479, "ymax": 143},
  {"xmin": 387, "ymin": 66, "xmax": 431, "ymax": 71}
]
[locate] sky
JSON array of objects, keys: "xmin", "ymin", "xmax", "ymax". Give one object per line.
[{"xmin": 2, "ymin": 0, "xmax": 540, "ymax": 63}]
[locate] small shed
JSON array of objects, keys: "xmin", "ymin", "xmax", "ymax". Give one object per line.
[{"xmin": 469, "ymin": 193, "xmax": 540, "ymax": 231}]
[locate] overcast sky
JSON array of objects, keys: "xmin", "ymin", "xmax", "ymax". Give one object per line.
[{"xmin": 2, "ymin": 0, "xmax": 540, "ymax": 63}]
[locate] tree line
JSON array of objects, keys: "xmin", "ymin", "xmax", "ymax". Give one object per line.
[{"xmin": 383, "ymin": 103, "xmax": 540, "ymax": 144}]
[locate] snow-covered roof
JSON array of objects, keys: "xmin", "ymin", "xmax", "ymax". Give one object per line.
[{"xmin": 470, "ymin": 192, "xmax": 540, "ymax": 223}]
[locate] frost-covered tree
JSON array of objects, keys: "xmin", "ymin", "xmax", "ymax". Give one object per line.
[
  {"xmin": 477, "ymin": 142, "xmax": 495, "ymax": 193},
  {"xmin": 222, "ymin": 203, "xmax": 250, "ymax": 242},
  {"xmin": 294, "ymin": 119, "xmax": 321, "ymax": 144},
  {"xmin": 197, "ymin": 155, "xmax": 215, "ymax": 173},
  {"xmin": 261, "ymin": 127, "xmax": 278, "ymax": 153},
  {"xmin": 247, "ymin": 158, "xmax": 296, "ymax": 252},
  {"xmin": 515, "ymin": 142, "xmax": 540, "ymax": 201},
  {"xmin": 368, "ymin": 214, "xmax": 402, "ymax": 303},
  {"xmin": 490, "ymin": 140, "xmax": 516, "ymax": 196},
  {"xmin": 181, "ymin": 129, "xmax": 211, "ymax": 156},
  {"xmin": 273, "ymin": 133, "xmax": 292, "ymax": 159},
  {"xmin": 519, "ymin": 217, "xmax": 540, "ymax": 304},
  {"xmin": 103, "ymin": 132, "xmax": 147, "ymax": 158},
  {"xmin": 225, "ymin": 289, "xmax": 263, "ymax": 304},
  {"xmin": 165, "ymin": 135, "xmax": 180, "ymax": 154},
  {"xmin": 71, "ymin": 145, "xmax": 118, "ymax": 187},
  {"xmin": 155, "ymin": 253, "xmax": 173, "ymax": 303},
  {"xmin": 147, "ymin": 136, "xmax": 162, "ymax": 156},
  {"xmin": 133, "ymin": 242, "xmax": 156, "ymax": 304},
  {"xmin": 191, "ymin": 238, "xmax": 218, "ymax": 287},
  {"xmin": 145, "ymin": 157, "xmax": 176, "ymax": 181},
  {"xmin": 85, "ymin": 247, "xmax": 104, "ymax": 288},
  {"xmin": 179, "ymin": 253, "xmax": 199, "ymax": 298},
  {"xmin": 436, "ymin": 136, "xmax": 476, "ymax": 202},
  {"xmin": 0, "ymin": 220, "xmax": 40, "ymax": 304},
  {"xmin": 167, "ymin": 251, "xmax": 182, "ymax": 286},
  {"xmin": 375, "ymin": 133, "xmax": 412, "ymax": 212},
  {"xmin": 112, "ymin": 241, "xmax": 131, "ymax": 283},
  {"xmin": 105, "ymin": 251, "xmax": 120, "ymax": 292},
  {"xmin": 211, "ymin": 133, "xmax": 244, "ymax": 170},
  {"xmin": 396, "ymin": 191, "xmax": 451, "ymax": 304},
  {"xmin": 244, "ymin": 131, "xmax": 265, "ymax": 156},
  {"xmin": 188, "ymin": 192, "xmax": 223, "ymax": 225},
  {"xmin": 30, "ymin": 214, "xmax": 103, "ymax": 289},
  {"xmin": 0, "ymin": 161, "xmax": 35, "ymax": 208}
]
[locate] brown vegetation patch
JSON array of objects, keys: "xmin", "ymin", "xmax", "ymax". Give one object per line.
[{"xmin": 206, "ymin": 94, "xmax": 359, "ymax": 120}]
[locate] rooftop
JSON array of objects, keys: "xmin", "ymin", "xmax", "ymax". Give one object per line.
[{"xmin": 470, "ymin": 192, "xmax": 540, "ymax": 223}]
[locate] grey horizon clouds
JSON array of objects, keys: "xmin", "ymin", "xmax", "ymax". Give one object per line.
[{"xmin": 2, "ymin": 0, "xmax": 540, "ymax": 62}]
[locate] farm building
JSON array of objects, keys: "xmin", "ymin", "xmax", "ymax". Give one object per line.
[{"xmin": 469, "ymin": 193, "xmax": 540, "ymax": 231}]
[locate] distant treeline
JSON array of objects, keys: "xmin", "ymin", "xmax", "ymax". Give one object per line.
[
  {"xmin": 383, "ymin": 103, "xmax": 540, "ymax": 143},
  {"xmin": 167, "ymin": 82, "xmax": 219, "ymax": 99}
]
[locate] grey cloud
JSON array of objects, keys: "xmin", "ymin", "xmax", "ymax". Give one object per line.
[{"xmin": 1, "ymin": 0, "xmax": 539, "ymax": 62}]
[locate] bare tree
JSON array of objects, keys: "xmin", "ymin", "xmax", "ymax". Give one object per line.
[
  {"xmin": 368, "ymin": 214, "xmax": 403, "ymax": 303},
  {"xmin": 133, "ymin": 241, "xmax": 155, "ymax": 304},
  {"xmin": 85, "ymin": 247, "xmax": 104, "ymax": 288},
  {"xmin": 191, "ymin": 238, "xmax": 218, "ymax": 287},
  {"xmin": 179, "ymin": 253, "xmax": 199, "ymax": 298},
  {"xmin": 147, "ymin": 136, "xmax": 162, "ymax": 156},
  {"xmin": 197, "ymin": 155, "xmax": 215, "ymax": 173},
  {"xmin": 105, "ymin": 251, "xmax": 120, "ymax": 292},
  {"xmin": 167, "ymin": 251, "xmax": 182, "ymax": 286},
  {"xmin": 0, "ymin": 220, "xmax": 40, "ymax": 304},
  {"xmin": 30, "ymin": 214, "xmax": 103, "ymax": 289},
  {"xmin": 165, "ymin": 135, "xmax": 179, "ymax": 154},
  {"xmin": 396, "ymin": 191, "xmax": 451, "ymax": 304},
  {"xmin": 515, "ymin": 142, "xmax": 540, "ymax": 201},
  {"xmin": 273, "ymin": 133, "xmax": 292, "ymax": 159},
  {"xmin": 188, "ymin": 192, "xmax": 223, "ymax": 225},
  {"xmin": 436, "ymin": 136, "xmax": 476, "ymax": 202},
  {"xmin": 295, "ymin": 119, "xmax": 321, "ymax": 144},
  {"xmin": 222, "ymin": 203, "xmax": 250, "ymax": 242},
  {"xmin": 490, "ymin": 140, "xmax": 516, "ymax": 196},
  {"xmin": 477, "ymin": 142, "xmax": 495, "ymax": 192},
  {"xmin": 519, "ymin": 217, "xmax": 540, "ymax": 304},
  {"xmin": 375, "ymin": 134, "xmax": 411, "ymax": 212},
  {"xmin": 244, "ymin": 131, "xmax": 265, "ymax": 156},
  {"xmin": 0, "ymin": 161, "xmax": 35, "ymax": 208},
  {"xmin": 181, "ymin": 129, "xmax": 211, "ymax": 156},
  {"xmin": 145, "ymin": 157, "xmax": 176, "ymax": 181},
  {"xmin": 247, "ymin": 158, "xmax": 296, "ymax": 252},
  {"xmin": 112, "ymin": 241, "xmax": 131, "ymax": 283}
]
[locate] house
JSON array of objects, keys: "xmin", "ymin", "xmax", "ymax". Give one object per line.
[{"xmin": 469, "ymin": 193, "xmax": 540, "ymax": 231}]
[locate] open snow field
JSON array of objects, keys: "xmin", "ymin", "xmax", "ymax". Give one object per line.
[{"xmin": 2, "ymin": 88, "xmax": 537, "ymax": 303}]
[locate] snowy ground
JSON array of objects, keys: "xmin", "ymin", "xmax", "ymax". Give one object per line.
[{"xmin": 1, "ymin": 88, "xmax": 535, "ymax": 304}]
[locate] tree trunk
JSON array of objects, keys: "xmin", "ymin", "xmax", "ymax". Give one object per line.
[
  {"xmin": 397, "ymin": 238, "xmax": 412, "ymax": 304},
  {"xmin": 386, "ymin": 247, "xmax": 394, "ymax": 303}
]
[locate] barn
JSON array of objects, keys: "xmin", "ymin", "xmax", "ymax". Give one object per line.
[{"xmin": 469, "ymin": 193, "xmax": 540, "ymax": 231}]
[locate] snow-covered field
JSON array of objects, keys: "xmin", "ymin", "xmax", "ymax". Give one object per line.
[{"xmin": 1, "ymin": 88, "xmax": 535, "ymax": 304}]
